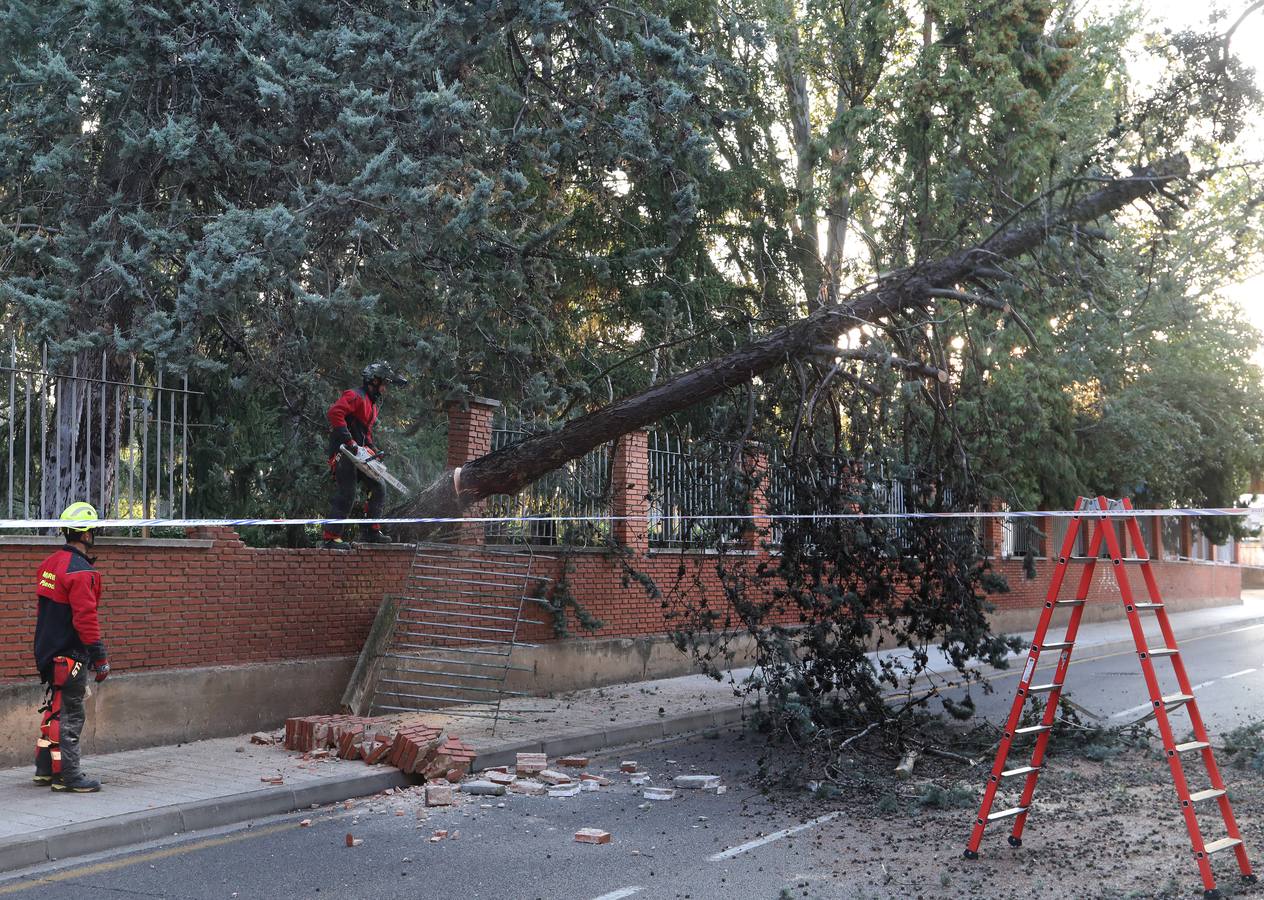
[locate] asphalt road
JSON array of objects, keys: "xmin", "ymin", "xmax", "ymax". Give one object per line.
[
  {"xmin": 938, "ymin": 619, "xmax": 1264, "ymax": 735},
  {"xmin": 2, "ymin": 622, "xmax": 1263, "ymax": 900}
]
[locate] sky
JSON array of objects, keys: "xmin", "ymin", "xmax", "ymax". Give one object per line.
[{"xmin": 1101, "ymin": 1, "xmax": 1264, "ymax": 333}]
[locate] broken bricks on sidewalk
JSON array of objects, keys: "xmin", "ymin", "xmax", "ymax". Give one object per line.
[{"xmin": 277, "ymin": 713, "xmax": 726, "ymax": 838}]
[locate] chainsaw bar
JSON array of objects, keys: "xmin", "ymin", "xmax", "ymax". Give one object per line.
[{"xmin": 340, "ymin": 445, "xmax": 409, "ymax": 493}]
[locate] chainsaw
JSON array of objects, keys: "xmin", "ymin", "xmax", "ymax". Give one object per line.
[{"xmin": 339, "ymin": 444, "xmax": 409, "ymax": 494}]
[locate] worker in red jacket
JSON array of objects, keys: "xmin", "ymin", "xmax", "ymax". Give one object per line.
[
  {"xmin": 33, "ymin": 502, "xmax": 110, "ymax": 793},
  {"xmin": 322, "ymin": 361, "xmax": 408, "ymax": 549}
]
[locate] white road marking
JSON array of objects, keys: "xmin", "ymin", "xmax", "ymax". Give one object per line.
[
  {"xmin": 1110, "ymin": 678, "xmax": 1228, "ymax": 719},
  {"xmin": 708, "ymin": 812, "xmax": 841, "ymax": 861},
  {"xmin": 1222, "ymin": 668, "xmax": 1256, "ymax": 679},
  {"xmin": 1111, "ymin": 701, "xmax": 1153, "ymax": 719},
  {"xmin": 589, "ymin": 888, "xmax": 643, "ymax": 900}
]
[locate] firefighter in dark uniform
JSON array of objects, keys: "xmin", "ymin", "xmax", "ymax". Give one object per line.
[
  {"xmin": 34, "ymin": 502, "xmax": 110, "ymax": 792},
  {"xmin": 322, "ymin": 361, "xmax": 408, "ymax": 549}
]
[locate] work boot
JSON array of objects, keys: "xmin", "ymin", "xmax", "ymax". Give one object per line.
[
  {"xmin": 361, "ymin": 529, "xmax": 393, "ymax": 544},
  {"xmin": 33, "ymin": 748, "xmax": 52, "ymax": 785},
  {"xmin": 321, "ymin": 537, "xmax": 353, "ymax": 551},
  {"xmin": 51, "ymin": 772, "xmax": 101, "ymax": 793}
]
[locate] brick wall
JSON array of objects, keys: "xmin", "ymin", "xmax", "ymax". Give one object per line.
[
  {"xmin": 0, "ymin": 529, "xmax": 413, "ymax": 681},
  {"xmin": 0, "ymin": 405, "xmax": 1242, "ymax": 685}
]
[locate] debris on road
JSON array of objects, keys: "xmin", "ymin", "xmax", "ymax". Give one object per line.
[
  {"xmin": 425, "ymin": 784, "xmax": 455, "ymax": 806},
  {"xmin": 299, "ymin": 819, "xmax": 312, "ymax": 827},
  {"xmin": 673, "ymin": 775, "xmax": 721, "ymax": 790},
  {"xmin": 516, "ymin": 752, "xmax": 548, "ymax": 774},
  {"xmin": 548, "ymin": 784, "xmax": 582, "ymax": 798},
  {"xmin": 250, "ymin": 732, "xmax": 273, "ymax": 745},
  {"xmin": 643, "ymin": 787, "xmax": 678, "ymax": 801},
  {"xmin": 538, "ymin": 769, "xmax": 572, "ymax": 785},
  {"xmin": 260, "ymin": 775, "xmax": 284, "ymax": 785},
  {"xmin": 575, "ymin": 828, "xmax": 612, "ymax": 844},
  {"xmin": 895, "ymin": 750, "xmax": 919, "ymax": 779},
  {"xmin": 510, "ymin": 779, "xmax": 547, "ymax": 796},
  {"xmin": 460, "ymin": 780, "xmax": 507, "ymax": 796},
  {"xmin": 580, "ymin": 774, "xmax": 611, "ymax": 786},
  {"xmin": 345, "ymin": 833, "xmax": 363, "ymax": 847},
  {"xmin": 620, "ymin": 761, "xmax": 638, "ymax": 773},
  {"xmin": 558, "ymin": 756, "xmax": 590, "ymax": 768}
]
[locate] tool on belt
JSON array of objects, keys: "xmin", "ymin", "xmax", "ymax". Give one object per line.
[{"xmin": 36, "ymin": 655, "xmax": 82, "ymax": 775}]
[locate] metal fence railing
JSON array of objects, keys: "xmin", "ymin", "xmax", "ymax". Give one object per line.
[
  {"xmin": 483, "ymin": 412, "xmax": 612, "ymax": 547},
  {"xmin": 647, "ymin": 432, "xmax": 746, "ymax": 548},
  {"xmin": 1000, "ymin": 514, "xmax": 1041, "ymax": 558},
  {"xmin": 1161, "ymin": 516, "xmax": 1183, "ymax": 560},
  {"xmin": 0, "ymin": 342, "xmax": 199, "ymax": 531},
  {"xmin": 763, "ymin": 452, "xmax": 915, "ymax": 550}
]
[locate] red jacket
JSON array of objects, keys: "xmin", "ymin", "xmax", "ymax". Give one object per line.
[
  {"xmin": 34, "ymin": 546, "xmax": 106, "ymax": 678},
  {"xmin": 327, "ymin": 387, "xmax": 379, "ymax": 457}
]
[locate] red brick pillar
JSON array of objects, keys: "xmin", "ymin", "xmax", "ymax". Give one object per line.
[
  {"xmin": 982, "ymin": 501, "xmax": 1004, "ymax": 558},
  {"xmin": 742, "ymin": 445, "xmax": 769, "ymax": 549},
  {"xmin": 446, "ymin": 397, "xmax": 501, "ymax": 544},
  {"xmin": 611, "ymin": 430, "xmax": 650, "ymax": 554}
]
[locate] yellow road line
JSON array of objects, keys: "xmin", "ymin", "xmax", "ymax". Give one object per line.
[{"xmin": 0, "ymin": 821, "xmax": 298, "ymax": 896}]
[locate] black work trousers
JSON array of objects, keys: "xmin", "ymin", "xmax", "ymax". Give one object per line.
[
  {"xmin": 37, "ymin": 660, "xmax": 88, "ymax": 777},
  {"xmin": 327, "ymin": 454, "xmax": 385, "ymax": 537}
]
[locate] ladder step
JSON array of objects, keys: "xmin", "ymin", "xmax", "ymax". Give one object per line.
[
  {"xmin": 1068, "ymin": 556, "xmax": 1151, "ymax": 563},
  {"xmin": 1014, "ymin": 724, "xmax": 1052, "ymax": 736},
  {"xmin": 1027, "ymin": 683, "xmax": 1060, "ymax": 694},
  {"xmin": 1175, "ymin": 741, "xmax": 1211, "ymax": 754},
  {"xmin": 1203, "ymin": 838, "xmax": 1243, "ymax": 855},
  {"xmin": 1132, "ymin": 603, "xmax": 1164, "ymax": 610},
  {"xmin": 1147, "ymin": 648, "xmax": 1178, "ymax": 658},
  {"xmin": 1001, "ymin": 765, "xmax": 1042, "ymax": 778},
  {"xmin": 1189, "ymin": 789, "xmax": 1227, "ymax": 803},
  {"xmin": 1039, "ymin": 641, "xmax": 1074, "ymax": 651},
  {"xmin": 1055, "ymin": 599, "xmax": 1084, "ymax": 607},
  {"xmin": 987, "ymin": 806, "xmax": 1028, "ymax": 822},
  {"xmin": 1162, "ymin": 693, "xmax": 1194, "ymax": 710}
]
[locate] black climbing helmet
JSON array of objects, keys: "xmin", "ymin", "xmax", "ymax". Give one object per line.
[{"xmin": 361, "ymin": 361, "xmax": 408, "ymax": 387}]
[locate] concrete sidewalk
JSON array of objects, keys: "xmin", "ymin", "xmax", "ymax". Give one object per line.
[{"xmin": 2, "ymin": 594, "xmax": 1262, "ymax": 874}]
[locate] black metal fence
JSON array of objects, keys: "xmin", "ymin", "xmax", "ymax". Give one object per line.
[
  {"xmin": 483, "ymin": 411, "xmax": 613, "ymax": 547},
  {"xmin": 646, "ymin": 432, "xmax": 748, "ymax": 549},
  {"xmin": 0, "ymin": 343, "xmax": 199, "ymax": 530}
]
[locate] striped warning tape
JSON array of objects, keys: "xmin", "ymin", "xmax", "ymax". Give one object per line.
[{"xmin": 0, "ymin": 507, "xmax": 1254, "ymax": 530}]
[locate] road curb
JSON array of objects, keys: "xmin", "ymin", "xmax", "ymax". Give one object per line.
[
  {"xmin": 0, "ymin": 707, "xmax": 748, "ymax": 876},
  {"xmin": 0, "ymin": 769, "xmax": 409, "ymax": 875},
  {"xmin": 1002, "ymin": 613, "xmax": 1264, "ymax": 669}
]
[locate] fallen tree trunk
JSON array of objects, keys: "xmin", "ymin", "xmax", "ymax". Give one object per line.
[{"xmin": 403, "ymin": 156, "xmax": 1189, "ymax": 519}]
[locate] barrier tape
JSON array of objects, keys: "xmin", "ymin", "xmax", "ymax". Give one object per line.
[{"xmin": 0, "ymin": 507, "xmax": 1255, "ymax": 530}]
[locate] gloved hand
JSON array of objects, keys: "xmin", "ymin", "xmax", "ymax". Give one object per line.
[{"xmin": 93, "ymin": 660, "xmax": 110, "ymax": 682}]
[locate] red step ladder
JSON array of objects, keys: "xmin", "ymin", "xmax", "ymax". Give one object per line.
[{"xmin": 964, "ymin": 496, "xmax": 1255, "ymax": 899}]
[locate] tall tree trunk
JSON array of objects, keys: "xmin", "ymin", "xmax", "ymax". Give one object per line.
[
  {"xmin": 44, "ymin": 349, "xmax": 125, "ymax": 519},
  {"xmin": 401, "ymin": 157, "xmax": 1190, "ymax": 520},
  {"xmin": 773, "ymin": 0, "xmax": 824, "ymax": 308}
]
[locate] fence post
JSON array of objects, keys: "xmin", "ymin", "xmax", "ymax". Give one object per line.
[
  {"xmin": 611, "ymin": 429, "xmax": 650, "ymax": 554},
  {"xmin": 982, "ymin": 499, "xmax": 1004, "ymax": 559},
  {"xmin": 742, "ymin": 444, "xmax": 769, "ymax": 550},
  {"xmin": 446, "ymin": 397, "xmax": 500, "ymax": 544}
]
